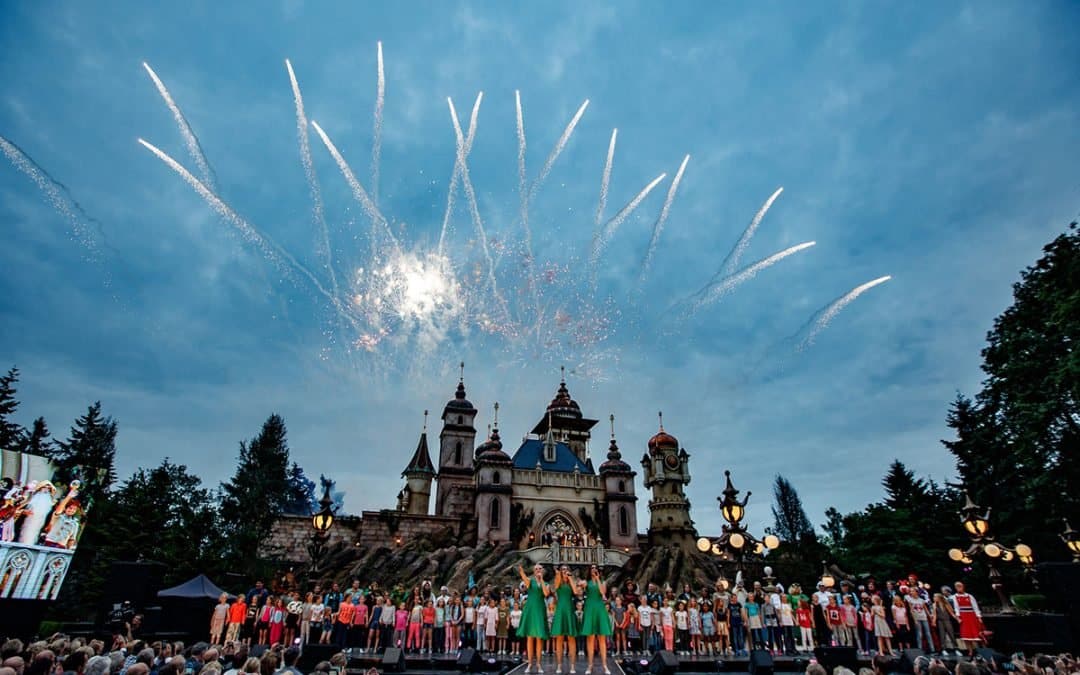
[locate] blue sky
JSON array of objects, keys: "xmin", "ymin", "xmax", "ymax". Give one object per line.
[{"xmin": 1, "ymin": 2, "xmax": 1078, "ymax": 537}]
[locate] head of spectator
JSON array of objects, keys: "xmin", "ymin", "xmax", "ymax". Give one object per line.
[
  {"xmin": 806, "ymin": 664, "xmax": 827, "ymax": 675},
  {"xmin": 126, "ymin": 664, "xmax": 150, "ymax": 675},
  {"xmin": 956, "ymin": 662, "xmax": 980, "ymax": 675},
  {"xmin": 240, "ymin": 659, "xmax": 259, "ymax": 675},
  {"xmin": 3, "ymin": 657, "xmax": 25, "ymax": 675},
  {"xmin": 1, "ymin": 642, "xmax": 23, "ymax": 661}
]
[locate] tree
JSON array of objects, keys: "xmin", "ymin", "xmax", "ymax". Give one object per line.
[
  {"xmin": 0, "ymin": 366, "xmax": 26, "ymax": 451},
  {"xmin": 768, "ymin": 475, "xmax": 825, "ymax": 583},
  {"xmin": 52, "ymin": 402, "xmax": 118, "ymax": 509},
  {"xmin": 23, "ymin": 416, "xmax": 54, "ymax": 456},
  {"xmin": 220, "ymin": 414, "xmax": 292, "ymax": 577},
  {"xmin": 882, "ymin": 460, "xmax": 928, "ymax": 512},
  {"xmin": 283, "ymin": 462, "xmax": 317, "ymax": 515},
  {"xmin": 943, "ymin": 221, "xmax": 1080, "ymax": 558}
]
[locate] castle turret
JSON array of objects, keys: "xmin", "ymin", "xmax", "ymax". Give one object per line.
[
  {"xmin": 475, "ymin": 403, "xmax": 512, "ymax": 545},
  {"xmin": 641, "ymin": 412, "xmax": 696, "ymax": 549},
  {"xmin": 436, "ymin": 363, "xmax": 478, "ymax": 517},
  {"xmin": 529, "ymin": 367, "xmax": 597, "ymax": 463},
  {"xmin": 401, "ymin": 411, "xmax": 435, "ymax": 515},
  {"xmin": 600, "ymin": 415, "xmax": 639, "ymax": 551}
]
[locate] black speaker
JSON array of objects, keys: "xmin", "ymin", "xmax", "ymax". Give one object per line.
[
  {"xmin": 975, "ymin": 648, "xmax": 1008, "ymax": 668},
  {"xmin": 649, "ymin": 650, "xmax": 679, "ymax": 675},
  {"xmin": 897, "ymin": 648, "xmax": 926, "ymax": 674},
  {"xmin": 813, "ymin": 646, "xmax": 858, "ymax": 674},
  {"xmin": 298, "ymin": 644, "xmax": 340, "ymax": 672},
  {"xmin": 249, "ymin": 645, "xmax": 270, "ymax": 658},
  {"xmin": 457, "ymin": 647, "xmax": 483, "ymax": 672},
  {"xmin": 383, "ymin": 647, "xmax": 406, "ymax": 673},
  {"xmin": 748, "ymin": 650, "xmax": 773, "ymax": 675}
]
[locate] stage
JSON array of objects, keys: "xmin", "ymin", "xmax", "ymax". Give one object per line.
[{"xmin": 338, "ymin": 649, "xmax": 876, "ymax": 674}]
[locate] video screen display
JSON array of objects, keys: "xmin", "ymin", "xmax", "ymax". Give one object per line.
[{"xmin": 1, "ymin": 450, "xmax": 97, "ymax": 600}]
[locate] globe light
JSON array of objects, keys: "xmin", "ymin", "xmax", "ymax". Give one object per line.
[
  {"xmin": 763, "ymin": 566, "xmax": 773, "ymax": 577},
  {"xmin": 984, "ymin": 543, "xmax": 1002, "ymax": 558},
  {"xmin": 722, "ymin": 503, "xmax": 745, "ymax": 525},
  {"xmin": 948, "ymin": 548, "xmax": 965, "ymax": 562},
  {"xmin": 729, "ymin": 532, "xmax": 745, "ymax": 549},
  {"xmin": 764, "ymin": 534, "xmax": 780, "ymax": 550},
  {"xmin": 697, "ymin": 537, "xmax": 712, "ymax": 553},
  {"xmin": 1015, "ymin": 543, "xmax": 1033, "ymax": 558}
]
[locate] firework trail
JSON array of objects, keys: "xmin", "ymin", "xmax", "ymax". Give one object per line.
[
  {"xmin": 528, "ymin": 99, "xmax": 589, "ymax": 206},
  {"xmin": 137, "ymin": 137, "xmax": 334, "ymax": 301},
  {"xmin": 371, "ymin": 41, "xmax": 385, "ymax": 205},
  {"xmin": 691, "ymin": 241, "xmax": 817, "ymax": 312},
  {"xmin": 142, "ymin": 62, "xmax": 217, "ymax": 191},
  {"xmin": 595, "ymin": 128, "xmax": 618, "ymax": 226},
  {"xmin": 588, "ymin": 172, "xmax": 668, "ymax": 270},
  {"xmin": 797, "ymin": 275, "xmax": 892, "ymax": 350},
  {"xmin": 703, "ymin": 186, "xmax": 784, "ymax": 294},
  {"xmin": 437, "ymin": 92, "xmax": 481, "ymax": 254},
  {"xmin": 285, "ymin": 59, "xmax": 341, "ymax": 309},
  {"xmin": 0, "ymin": 135, "xmax": 113, "ymax": 265},
  {"xmin": 515, "ymin": 91, "xmax": 529, "ymax": 256},
  {"xmin": 639, "ymin": 153, "xmax": 689, "ymax": 283},
  {"xmin": 309, "ymin": 120, "xmax": 399, "ymax": 255},
  {"xmin": 447, "ymin": 95, "xmax": 501, "ymax": 308}
]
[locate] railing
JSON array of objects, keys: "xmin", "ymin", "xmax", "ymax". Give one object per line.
[
  {"xmin": 0, "ymin": 543, "xmax": 74, "ymax": 600},
  {"xmin": 520, "ymin": 544, "xmax": 632, "ymax": 568}
]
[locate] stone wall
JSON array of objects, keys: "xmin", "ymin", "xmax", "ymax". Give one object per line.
[
  {"xmin": 356, "ymin": 510, "xmax": 464, "ymax": 549},
  {"xmin": 261, "ymin": 514, "xmax": 363, "ymax": 564}
]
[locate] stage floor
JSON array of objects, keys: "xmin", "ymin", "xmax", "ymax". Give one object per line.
[{"xmin": 342, "ymin": 650, "xmax": 873, "ymax": 674}]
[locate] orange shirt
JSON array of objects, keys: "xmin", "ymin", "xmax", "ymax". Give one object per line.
[
  {"xmin": 337, "ymin": 602, "xmax": 356, "ymax": 625},
  {"xmin": 229, "ymin": 600, "xmax": 247, "ymax": 623}
]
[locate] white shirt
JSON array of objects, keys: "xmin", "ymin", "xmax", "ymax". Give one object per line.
[
  {"xmin": 639, "ymin": 606, "xmax": 652, "ymax": 627},
  {"xmin": 813, "ymin": 590, "xmax": 832, "ymax": 608},
  {"xmin": 660, "ymin": 606, "xmax": 674, "ymax": 627}
]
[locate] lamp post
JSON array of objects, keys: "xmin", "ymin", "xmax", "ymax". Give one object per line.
[
  {"xmin": 696, "ymin": 471, "xmax": 781, "ymax": 571},
  {"xmin": 1062, "ymin": 521, "xmax": 1080, "ymax": 563},
  {"xmin": 946, "ymin": 492, "xmax": 1033, "ymax": 613},
  {"xmin": 819, "ymin": 561, "xmax": 835, "ymax": 590},
  {"xmin": 308, "ymin": 483, "xmax": 335, "ymax": 576}
]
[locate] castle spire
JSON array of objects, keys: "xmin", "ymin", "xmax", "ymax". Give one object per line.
[
  {"xmin": 402, "ymin": 411, "xmax": 435, "ymax": 477},
  {"xmin": 658, "ymin": 410, "xmax": 664, "ymax": 432}
]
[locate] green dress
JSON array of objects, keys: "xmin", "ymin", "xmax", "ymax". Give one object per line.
[
  {"xmin": 519, "ymin": 577, "xmax": 550, "ymax": 639},
  {"xmin": 579, "ymin": 579, "xmax": 612, "ymax": 636},
  {"xmin": 551, "ymin": 581, "xmax": 579, "ymax": 636}
]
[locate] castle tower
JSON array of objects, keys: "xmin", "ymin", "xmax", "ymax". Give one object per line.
[
  {"xmin": 641, "ymin": 412, "xmax": 696, "ymax": 549},
  {"xmin": 401, "ymin": 411, "xmax": 435, "ymax": 515},
  {"xmin": 599, "ymin": 415, "xmax": 639, "ymax": 551},
  {"xmin": 436, "ymin": 363, "xmax": 478, "ymax": 517},
  {"xmin": 530, "ymin": 367, "xmax": 598, "ymax": 464},
  {"xmin": 474, "ymin": 403, "xmax": 513, "ymax": 545}
]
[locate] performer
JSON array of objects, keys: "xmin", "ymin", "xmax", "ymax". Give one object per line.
[
  {"xmin": 580, "ymin": 565, "xmax": 612, "ymax": 675},
  {"xmin": 551, "ymin": 565, "xmax": 580, "ymax": 674},
  {"xmin": 210, "ymin": 593, "xmax": 229, "ymax": 644},
  {"xmin": 226, "ymin": 594, "xmax": 247, "ymax": 643},
  {"xmin": 949, "ymin": 582, "xmax": 982, "ymax": 655},
  {"xmin": 517, "ymin": 563, "xmax": 551, "ymax": 674}
]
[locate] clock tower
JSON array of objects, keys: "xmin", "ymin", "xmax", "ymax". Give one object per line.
[{"xmin": 640, "ymin": 412, "xmax": 696, "ymax": 549}]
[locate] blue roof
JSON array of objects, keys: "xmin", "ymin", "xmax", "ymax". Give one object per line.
[{"xmin": 512, "ymin": 438, "xmax": 594, "ymax": 474}]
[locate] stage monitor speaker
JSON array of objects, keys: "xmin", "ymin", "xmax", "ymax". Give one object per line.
[
  {"xmin": 749, "ymin": 649, "xmax": 773, "ymax": 675},
  {"xmin": 298, "ymin": 644, "xmax": 340, "ymax": 672},
  {"xmin": 975, "ymin": 648, "xmax": 1008, "ymax": 668},
  {"xmin": 897, "ymin": 648, "xmax": 926, "ymax": 674},
  {"xmin": 249, "ymin": 645, "xmax": 270, "ymax": 658},
  {"xmin": 649, "ymin": 650, "xmax": 679, "ymax": 675},
  {"xmin": 813, "ymin": 646, "xmax": 858, "ymax": 674},
  {"xmin": 382, "ymin": 647, "xmax": 406, "ymax": 673},
  {"xmin": 457, "ymin": 647, "xmax": 483, "ymax": 672}
]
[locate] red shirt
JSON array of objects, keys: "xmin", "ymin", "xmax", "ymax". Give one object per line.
[
  {"xmin": 353, "ymin": 603, "xmax": 369, "ymax": 626},
  {"xmin": 337, "ymin": 602, "xmax": 356, "ymax": 625},
  {"xmin": 229, "ymin": 601, "xmax": 247, "ymax": 623},
  {"xmin": 422, "ymin": 606, "xmax": 436, "ymax": 624},
  {"xmin": 796, "ymin": 608, "xmax": 812, "ymax": 628}
]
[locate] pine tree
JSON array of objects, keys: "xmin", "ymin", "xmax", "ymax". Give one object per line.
[
  {"xmin": 770, "ymin": 474, "xmax": 815, "ymax": 543},
  {"xmin": 220, "ymin": 414, "xmax": 292, "ymax": 576},
  {"xmin": 0, "ymin": 366, "xmax": 27, "ymax": 451},
  {"xmin": 23, "ymin": 416, "xmax": 54, "ymax": 456},
  {"xmin": 283, "ymin": 462, "xmax": 317, "ymax": 515},
  {"xmin": 882, "ymin": 460, "xmax": 928, "ymax": 512},
  {"xmin": 53, "ymin": 402, "xmax": 118, "ymax": 508}
]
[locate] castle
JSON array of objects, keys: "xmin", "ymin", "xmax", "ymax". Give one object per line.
[{"xmin": 266, "ymin": 368, "xmax": 701, "ymax": 568}]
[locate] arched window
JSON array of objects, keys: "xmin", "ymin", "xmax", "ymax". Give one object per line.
[
  {"xmin": 454, "ymin": 441, "xmax": 462, "ymax": 465},
  {"xmin": 618, "ymin": 506, "xmax": 630, "ymax": 536},
  {"xmin": 490, "ymin": 499, "xmax": 501, "ymax": 529},
  {"xmin": 492, "ymin": 471, "xmax": 501, "ymax": 484},
  {"xmin": 457, "ymin": 415, "xmax": 463, "ymax": 425},
  {"xmin": 617, "ymin": 480, "xmax": 626, "ymax": 493}
]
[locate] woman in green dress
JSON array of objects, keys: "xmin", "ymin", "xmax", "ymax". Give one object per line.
[
  {"xmin": 518, "ymin": 563, "xmax": 551, "ymax": 674},
  {"xmin": 551, "ymin": 565, "xmax": 580, "ymax": 675},
  {"xmin": 580, "ymin": 565, "xmax": 612, "ymax": 675}
]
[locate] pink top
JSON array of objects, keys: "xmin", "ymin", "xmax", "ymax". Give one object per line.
[
  {"xmin": 892, "ymin": 605, "xmax": 909, "ymax": 627},
  {"xmin": 395, "ymin": 609, "xmax": 409, "ymax": 630}
]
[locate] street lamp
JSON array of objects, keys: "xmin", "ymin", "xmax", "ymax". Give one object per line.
[
  {"xmin": 697, "ymin": 471, "xmax": 780, "ymax": 569},
  {"xmin": 308, "ymin": 483, "xmax": 335, "ymax": 576},
  {"xmin": 946, "ymin": 492, "xmax": 1034, "ymax": 612},
  {"xmin": 1061, "ymin": 521, "xmax": 1080, "ymax": 562},
  {"xmin": 820, "ymin": 561, "xmax": 835, "ymax": 589}
]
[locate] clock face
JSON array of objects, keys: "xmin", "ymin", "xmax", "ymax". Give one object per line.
[{"xmin": 663, "ymin": 453, "xmax": 680, "ymax": 470}]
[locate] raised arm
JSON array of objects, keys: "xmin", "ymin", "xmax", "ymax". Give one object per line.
[{"xmin": 518, "ymin": 564, "xmax": 530, "ymax": 586}]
